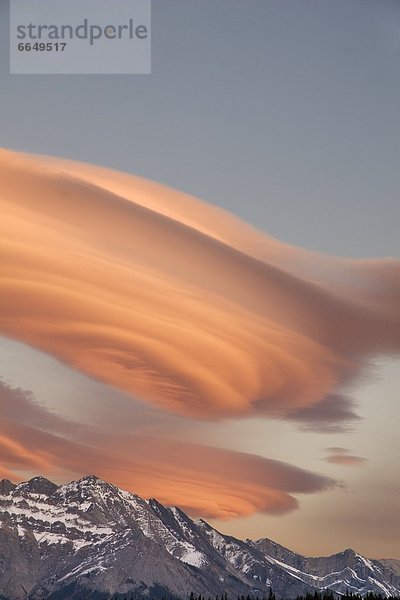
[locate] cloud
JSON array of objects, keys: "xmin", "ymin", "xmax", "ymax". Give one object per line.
[
  {"xmin": 285, "ymin": 394, "xmax": 361, "ymax": 432},
  {"xmin": 0, "ymin": 380, "xmax": 334, "ymax": 519},
  {"xmin": 0, "ymin": 464, "xmax": 18, "ymax": 480},
  {"xmin": 0, "ymin": 149, "xmax": 399, "ymax": 428},
  {"xmin": 323, "ymin": 447, "xmax": 367, "ymax": 466}
]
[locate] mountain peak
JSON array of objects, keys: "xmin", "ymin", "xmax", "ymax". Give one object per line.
[
  {"xmin": 0, "ymin": 478, "xmax": 16, "ymax": 495},
  {"xmin": 78, "ymin": 474, "xmax": 103, "ymax": 484},
  {"xmin": 14, "ymin": 476, "xmax": 58, "ymax": 496},
  {"xmin": 341, "ymin": 547, "xmax": 357, "ymax": 556},
  {"xmin": 1, "ymin": 474, "xmax": 398, "ymax": 600},
  {"xmin": 55, "ymin": 474, "xmax": 117, "ymax": 503}
]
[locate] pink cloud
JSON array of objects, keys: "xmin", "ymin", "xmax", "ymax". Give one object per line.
[
  {"xmin": 0, "ymin": 148, "xmax": 399, "ymax": 429},
  {"xmin": 0, "ymin": 380, "xmax": 334, "ymax": 519}
]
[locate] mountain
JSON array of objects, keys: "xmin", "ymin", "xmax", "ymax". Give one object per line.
[{"xmin": 0, "ymin": 476, "xmax": 398, "ymax": 600}]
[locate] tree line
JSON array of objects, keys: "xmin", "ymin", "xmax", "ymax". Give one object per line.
[{"xmin": 184, "ymin": 591, "xmax": 400, "ymax": 600}]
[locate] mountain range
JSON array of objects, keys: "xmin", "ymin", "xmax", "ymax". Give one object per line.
[{"xmin": 0, "ymin": 475, "xmax": 399, "ymax": 600}]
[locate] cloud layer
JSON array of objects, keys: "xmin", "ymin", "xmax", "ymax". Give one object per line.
[
  {"xmin": 1, "ymin": 149, "xmax": 399, "ymax": 427},
  {"xmin": 0, "ymin": 380, "xmax": 333, "ymax": 518}
]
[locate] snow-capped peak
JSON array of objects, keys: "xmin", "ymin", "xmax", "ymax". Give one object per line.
[{"xmin": 0, "ymin": 475, "xmax": 398, "ymax": 600}]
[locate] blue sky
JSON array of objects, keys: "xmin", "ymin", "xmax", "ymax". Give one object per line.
[{"xmin": 1, "ymin": 0, "xmax": 399, "ymax": 257}]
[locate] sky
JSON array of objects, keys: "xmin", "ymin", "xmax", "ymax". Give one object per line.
[{"xmin": 0, "ymin": 0, "xmax": 399, "ymax": 559}]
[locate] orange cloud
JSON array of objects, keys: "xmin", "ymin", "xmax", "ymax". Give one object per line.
[
  {"xmin": 0, "ymin": 149, "xmax": 399, "ymax": 427},
  {"xmin": 0, "ymin": 465, "xmax": 17, "ymax": 480},
  {"xmin": 0, "ymin": 434, "xmax": 51, "ymax": 471},
  {"xmin": 323, "ymin": 447, "xmax": 368, "ymax": 466},
  {"xmin": 0, "ymin": 381, "xmax": 333, "ymax": 519}
]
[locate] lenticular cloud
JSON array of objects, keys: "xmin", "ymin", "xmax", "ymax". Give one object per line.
[
  {"xmin": 0, "ymin": 379, "xmax": 334, "ymax": 518},
  {"xmin": 1, "ymin": 149, "xmax": 399, "ymax": 422}
]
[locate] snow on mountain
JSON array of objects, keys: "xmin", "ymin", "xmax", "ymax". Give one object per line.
[{"xmin": 0, "ymin": 476, "xmax": 398, "ymax": 600}]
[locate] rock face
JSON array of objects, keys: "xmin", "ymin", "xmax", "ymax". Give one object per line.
[{"xmin": 0, "ymin": 476, "xmax": 398, "ymax": 600}]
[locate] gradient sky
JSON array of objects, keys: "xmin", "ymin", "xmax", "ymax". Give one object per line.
[{"xmin": 0, "ymin": 0, "xmax": 399, "ymax": 559}]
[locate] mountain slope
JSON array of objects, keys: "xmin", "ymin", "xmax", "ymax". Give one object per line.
[{"xmin": 0, "ymin": 476, "xmax": 398, "ymax": 599}]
